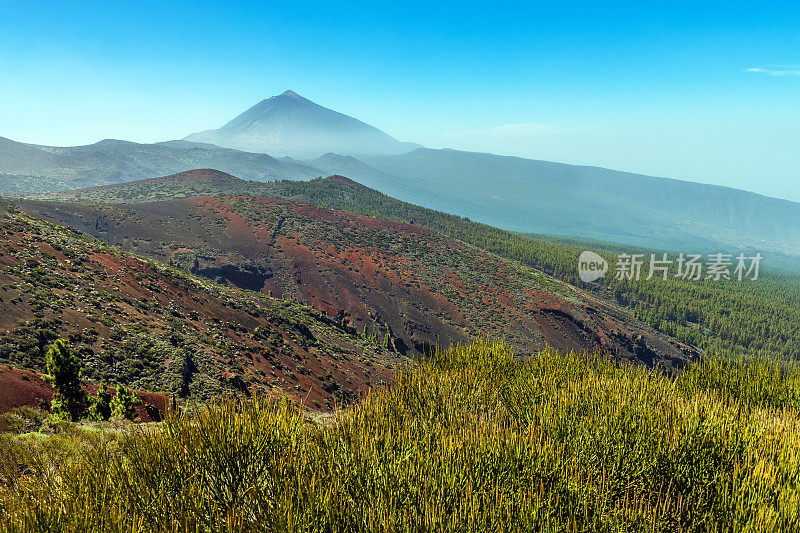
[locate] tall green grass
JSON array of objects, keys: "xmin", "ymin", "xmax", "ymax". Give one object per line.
[{"xmin": 2, "ymin": 340, "xmax": 800, "ymax": 531}]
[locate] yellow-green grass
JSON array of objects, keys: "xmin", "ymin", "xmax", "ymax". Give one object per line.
[{"xmin": 2, "ymin": 340, "xmax": 800, "ymax": 531}]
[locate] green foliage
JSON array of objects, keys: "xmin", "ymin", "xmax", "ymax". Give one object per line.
[
  {"xmin": 0, "ymin": 406, "xmax": 46, "ymax": 434},
  {"xmin": 0, "ymin": 318, "xmax": 61, "ymax": 370},
  {"xmin": 3, "ymin": 340, "xmax": 800, "ymax": 530},
  {"xmin": 0, "ymin": 173, "xmax": 73, "ymax": 196},
  {"xmin": 110, "ymin": 384, "xmax": 141, "ymax": 421},
  {"xmin": 43, "ymin": 339, "xmax": 86, "ymax": 421},
  {"xmin": 88, "ymin": 383, "xmax": 112, "ymax": 421}
]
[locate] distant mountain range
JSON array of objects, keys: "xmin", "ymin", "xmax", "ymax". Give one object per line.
[
  {"xmin": 184, "ymin": 90, "xmax": 421, "ymax": 158},
  {"xmin": 0, "ymin": 136, "xmax": 320, "ymax": 190},
  {"xmin": 352, "ymin": 148, "xmax": 800, "ymax": 257},
  {"xmin": 2, "ymin": 90, "xmax": 800, "ymax": 259}
]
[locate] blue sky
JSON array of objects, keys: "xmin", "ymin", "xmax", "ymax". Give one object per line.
[{"xmin": 1, "ymin": 0, "xmax": 799, "ymax": 201}]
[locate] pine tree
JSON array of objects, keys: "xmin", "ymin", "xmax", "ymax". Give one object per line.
[{"xmin": 44, "ymin": 339, "xmax": 86, "ymax": 421}]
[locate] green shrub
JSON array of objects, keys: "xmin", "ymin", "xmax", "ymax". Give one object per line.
[
  {"xmin": 0, "ymin": 406, "xmax": 46, "ymax": 434},
  {"xmin": 110, "ymin": 384, "xmax": 141, "ymax": 421},
  {"xmin": 3, "ymin": 340, "xmax": 800, "ymax": 531},
  {"xmin": 88, "ymin": 383, "xmax": 112, "ymax": 421}
]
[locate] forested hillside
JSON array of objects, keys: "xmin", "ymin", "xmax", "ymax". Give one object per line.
[
  {"xmin": 261, "ymin": 176, "xmax": 800, "ymax": 362},
  {"xmin": 21, "ymin": 185, "xmax": 697, "ymax": 372},
  {"xmin": 41, "ymin": 172, "xmax": 800, "ymax": 362}
]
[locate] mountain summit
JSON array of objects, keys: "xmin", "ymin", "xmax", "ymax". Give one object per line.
[{"xmin": 184, "ymin": 90, "xmax": 420, "ymax": 157}]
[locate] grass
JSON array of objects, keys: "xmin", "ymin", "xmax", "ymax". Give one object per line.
[{"xmin": 2, "ymin": 339, "xmax": 800, "ymax": 531}]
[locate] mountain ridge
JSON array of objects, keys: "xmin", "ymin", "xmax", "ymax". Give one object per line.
[{"xmin": 0, "ymin": 136, "xmax": 322, "ymax": 189}]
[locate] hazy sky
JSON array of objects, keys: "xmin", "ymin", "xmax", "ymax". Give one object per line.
[{"xmin": 2, "ymin": 1, "xmax": 799, "ymax": 201}]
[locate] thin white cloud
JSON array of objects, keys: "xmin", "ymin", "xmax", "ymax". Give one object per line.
[{"xmin": 745, "ymin": 66, "xmax": 800, "ymax": 77}]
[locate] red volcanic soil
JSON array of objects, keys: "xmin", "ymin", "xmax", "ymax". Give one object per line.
[
  {"xmin": 18, "ymin": 193, "xmax": 699, "ymax": 375},
  {"xmin": 0, "ymin": 366, "xmax": 52, "ymax": 413},
  {"xmin": 0, "ymin": 365, "xmax": 167, "ymax": 423},
  {"xmin": 0, "ymin": 208, "xmax": 397, "ymax": 412}
]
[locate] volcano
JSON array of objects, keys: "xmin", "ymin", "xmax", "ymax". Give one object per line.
[{"xmin": 184, "ymin": 90, "xmax": 420, "ymax": 157}]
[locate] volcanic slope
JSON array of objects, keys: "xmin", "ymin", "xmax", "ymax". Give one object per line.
[
  {"xmin": 24, "ymin": 177, "xmax": 697, "ymax": 373},
  {"xmin": 0, "ymin": 202, "xmax": 395, "ymax": 412},
  {"xmin": 40, "ymin": 171, "xmax": 800, "ymax": 363}
]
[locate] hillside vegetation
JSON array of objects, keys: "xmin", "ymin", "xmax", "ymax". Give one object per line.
[
  {"xmin": 22, "ymin": 187, "xmax": 697, "ymax": 370},
  {"xmin": 0, "ymin": 202, "xmax": 396, "ymax": 409},
  {"xmin": 2, "ymin": 339, "xmax": 800, "ymax": 531},
  {"xmin": 40, "ymin": 172, "xmax": 800, "ymax": 362},
  {"xmin": 264, "ymin": 176, "xmax": 800, "ymax": 362}
]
